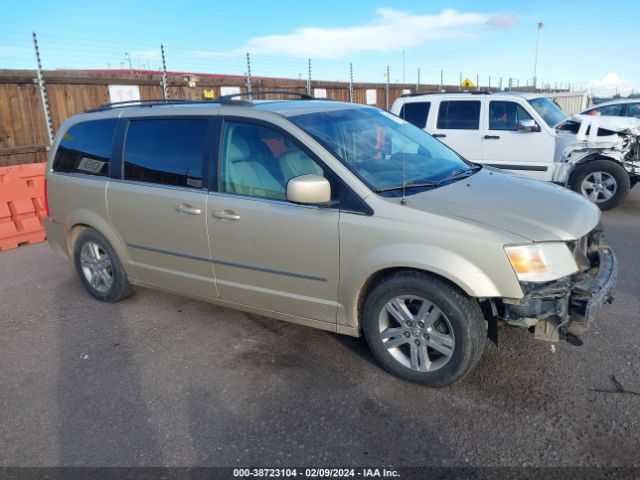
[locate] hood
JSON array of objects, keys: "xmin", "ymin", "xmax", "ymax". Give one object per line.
[
  {"xmin": 570, "ymin": 114, "xmax": 640, "ymax": 134},
  {"xmin": 402, "ymin": 169, "xmax": 600, "ymax": 242}
]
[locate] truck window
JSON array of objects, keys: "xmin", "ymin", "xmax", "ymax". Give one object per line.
[
  {"xmin": 436, "ymin": 101, "xmax": 481, "ymax": 130},
  {"xmin": 398, "ymin": 102, "xmax": 430, "ymax": 128},
  {"xmin": 489, "ymin": 101, "xmax": 534, "ymax": 131},
  {"xmin": 53, "ymin": 119, "xmax": 117, "ymax": 176},
  {"xmin": 124, "ymin": 118, "xmax": 208, "ymax": 189}
]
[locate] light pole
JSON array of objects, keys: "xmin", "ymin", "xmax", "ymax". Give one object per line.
[{"xmin": 533, "ymin": 20, "xmax": 544, "ymax": 90}]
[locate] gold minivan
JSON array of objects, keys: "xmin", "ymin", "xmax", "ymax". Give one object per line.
[{"xmin": 45, "ymin": 93, "xmax": 617, "ymax": 386}]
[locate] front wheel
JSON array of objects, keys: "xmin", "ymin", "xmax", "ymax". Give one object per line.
[
  {"xmin": 572, "ymin": 160, "xmax": 630, "ymax": 210},
  {"xmin": 362, "ymin": 272, "xmax": 486, "ymax": 387}
]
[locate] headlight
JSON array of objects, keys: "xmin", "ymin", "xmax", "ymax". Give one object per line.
[{"xmin": 504, "ymin": 243, "xmax": 578, "ymax": 282}]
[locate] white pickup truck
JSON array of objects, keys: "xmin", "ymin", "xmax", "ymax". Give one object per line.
[{"xmin": 391, "ymin": 92, "xmax": 640, "ymax": 209}]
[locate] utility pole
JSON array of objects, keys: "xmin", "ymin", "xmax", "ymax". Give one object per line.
[
  {"xmin": 385, "ymin": 65, "xmax": 390, "ymax": 110},
  {"xmin": 32, "ymin": 32, "xmax": 53, "ymax": 145},
  {"xmin": 416, "ymin": 68, "xmax": 420, "ymax": 93},
  {"xmin": 440, "ymin": 70, "xmax": 444, "ymax": 92},
  {"xmin": 533, "ymin": 20, "xmax": 544, "ymax": 90},
  {"xmin": 124, "ymin": 52, "xmax": 132, "ymax": 73},
  {"xmin": 459, "ymin": 72, "xmax": 462, "ymax": 92},
  {"xmin": 306, "ymin": 58, "xmax": 311, "ymax": 95},
  {"xmin": 160, "ymin": 44, "xmax": 169, "ymax": 100},
  {"xmin": 245, "ymin": 52, "xmax": 253, "ymax": 99},
  {"xmin": 348, "ymin": 63, "xmax": 354, "ymax": 103}
]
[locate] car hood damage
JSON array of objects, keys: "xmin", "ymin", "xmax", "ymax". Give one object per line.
[
  {"xmin": 553, "ymin": 114, "xmax": 640, "ymax": 183},
  {"xmin": 404, "ymin": 169, "xmax": 600, "ymax": 242}
]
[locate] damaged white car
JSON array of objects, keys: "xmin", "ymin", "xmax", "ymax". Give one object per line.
[
  {"xmin": 554, "ymin": 114, "xmax": 640, "ymax": 209},
  {"xmin": 391, "ymin": 92, "xmax": 640, "ymax": 209}
]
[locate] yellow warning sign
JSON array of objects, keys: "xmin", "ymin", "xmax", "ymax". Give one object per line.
[
  {"xmin": 460, "ymin": 78, "xmax": 475, "ymax": 89},
  {"xmin": 202, "ymin": 89, "xmax": 215, "ymax": 99}
]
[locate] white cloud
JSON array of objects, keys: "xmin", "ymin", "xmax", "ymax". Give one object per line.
[
  {"xmin": 484, "ymin": 12, "xmax": 519, "ymax": 29},
  {"xmin": 236, "ymin": 8, "xmax": 518, "ymax": 59},
  {"xmin": 587, "ymin": 73, "xmax": 638, "ymax": 97},
  {"xmin": 132, "ymin": 49, "xmax": 159, "ymax": 60}
]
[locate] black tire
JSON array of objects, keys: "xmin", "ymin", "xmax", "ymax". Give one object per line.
[
  {"xmin": 571, "ymin": 160, "xmax": 630, "ymax": 210},
  {"xmin": 73, "ymin": 228, "xmax": 134, "ymax": 303},
  {"xmin": 362, "ymin": 271, "xmax": 485, "ymax": 387}
]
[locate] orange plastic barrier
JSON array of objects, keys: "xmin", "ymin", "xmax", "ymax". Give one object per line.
[{"xmin": 0, "ymin": 163, "xmax": 47, "ymax": 251}]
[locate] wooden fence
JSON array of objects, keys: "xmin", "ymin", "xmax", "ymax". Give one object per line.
[{"xmin": 1, "ymin": 69, "xmax": 455, "ymax": 166}]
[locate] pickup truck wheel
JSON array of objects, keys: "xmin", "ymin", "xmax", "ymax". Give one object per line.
[
  {"xmin": 73, "ymin": 229, "xmax": 134, "ymax": 303},
  {"xmin": 362, "ymin": 272, "xmax": 485, "ymax": 387},
  {"xmin": 572, "ymin": 160, "xmax": 630, "ymax": 210}
]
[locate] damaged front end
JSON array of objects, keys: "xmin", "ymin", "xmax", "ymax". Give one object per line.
[
  {"xmin": 552, "ymin": 115, "xmax": 640, "ymax": 185},
  {"xmin": 499, "ymin": 227, "xmax": 617, "ymax": 345}
]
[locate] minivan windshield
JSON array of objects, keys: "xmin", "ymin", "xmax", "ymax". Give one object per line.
[
  {"xmin": 289, "ymin": 107, "xmax": 477, "ymax": 195},
  {"xmin": 528, "ymin": 97, "xmax": 567, "ymax": 127}
]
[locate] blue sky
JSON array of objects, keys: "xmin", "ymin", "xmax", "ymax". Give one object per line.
[{"xmin": 1, "ymin": 0, "xmax": 637, "ymax": 95}]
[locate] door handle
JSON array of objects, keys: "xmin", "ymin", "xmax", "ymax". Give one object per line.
[
  {"xmin": 212, "ymin": 210, "xmax": 241, "ymax": 221},
  {"xmin": 175, "ymin": 204, "xmax": 202, "ymax": 215},
  {"xmin": 433, "ymin": 133, "xmax": 446, "ymax": 138},
  {"xmin": 484, "ymin": 135, "xmax": 500, "ymax": 139}
]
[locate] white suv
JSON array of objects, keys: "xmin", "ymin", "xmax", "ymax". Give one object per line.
[{"xmin": 391, "ymin": 92, "xmax": 640, "ymax": 210}]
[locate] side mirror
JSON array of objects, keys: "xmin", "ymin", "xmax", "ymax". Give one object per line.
[
  {"xmin": 516, "ymin": 119, "xmax": 540, "ymax": 132},
  {"xmin": 286, "ymin": 174, "xmax": 331, "ymax": 205}
]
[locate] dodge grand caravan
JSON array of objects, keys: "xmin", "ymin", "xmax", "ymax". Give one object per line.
[{"xmin": 45, "ymin": 93, "xmax": 617, "ymax": 387}]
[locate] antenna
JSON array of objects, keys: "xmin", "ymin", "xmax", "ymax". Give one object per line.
[{"xmin": 401, "ymin": 101, "xmax": 407, "ymax": 205}]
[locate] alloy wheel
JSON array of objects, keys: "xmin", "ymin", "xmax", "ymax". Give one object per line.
[
  {"xmin": 79, "ymin": 241, "xmax": 113, "ymax": 293},
  {"xmin": 378, "ymin": 295, "xmax": 455, "ymax": 372},
  {"xmin": 581, "ymin": 171, "xmax": 617, "ymax": 203}
]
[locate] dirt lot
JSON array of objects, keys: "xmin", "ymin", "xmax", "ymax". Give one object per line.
[{"xmin": 1, "ymin": 189, "xmax": 639, "ymax": 467}]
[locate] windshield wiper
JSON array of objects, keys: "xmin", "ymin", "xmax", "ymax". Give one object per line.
[
  {"xmin": 432, "ymin": 166, "xmax": 481, "ymax": 185},
  {"xmin": 374, "ymin": 181, "xmax": 438, "ymax": 193},
  {"xmin": 374, "ymin": 166, "xmax": 481, "ymax": 193}
]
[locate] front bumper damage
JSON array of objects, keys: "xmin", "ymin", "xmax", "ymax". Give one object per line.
[{"xmin": 500, "ymin": 229, "xmax": 617, "ymax": 344}]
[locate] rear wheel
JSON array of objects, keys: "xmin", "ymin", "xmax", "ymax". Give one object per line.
[
  {"xmin": 572, "ymin": 160, "xmax": 630, "ymax": 210},
  {"xmin": 73, "ymin": 228, "xmax": 134, "ymax": 302},
  {"xmin": 362, "ymin": 271, "xmax": 485, "ymax": 387}
]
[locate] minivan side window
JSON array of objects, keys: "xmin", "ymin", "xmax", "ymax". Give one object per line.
[
  {"xmin": 436, "ymin": 101, "xmax": 481, "ymax": 130},
  {"xmin": 53, "ymin": 119, "xmax": 117, "ymax": 176},
  {"xmin": 219, "ymin": 121, "xmax": 324, "ymax": 201},
  {"xmin": 398, "ymin": 102, "xmax": 430, "ymax": 128},
  {"xmin": 489, "ymin": 101, "xmax": 534, "ymax": 131},
  {"xmin": 124, "ymin": 118, "xmax": 207, "ymax": 189}
]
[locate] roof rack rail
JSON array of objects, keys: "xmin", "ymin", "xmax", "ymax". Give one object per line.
[
  {"xmin": 85, "ymin": 90, "xmax": 316, "ymax": 113},
  {"xmin": 86, "ymin": 99, "xmax": 216, "ymax": 113},
  {"xmin": 214, "ymin": 90, "xmax": 314, "ymax": 104},
  {"xmin": 400, "ymin": 90, "xmax": 492, "ymax": 98}
]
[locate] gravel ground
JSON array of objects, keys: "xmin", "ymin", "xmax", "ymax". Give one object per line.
[{"xmin": 1, "ymin": 189, "xmax": 639, "ymax": 468}]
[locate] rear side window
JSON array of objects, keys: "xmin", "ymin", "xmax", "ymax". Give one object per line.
[
  {"xmin": 124, "ymin": 118, "xmax": 208, "ymax": 189},
  {"xmin": 398, "ymin": 102, "xmax": 430, "ymax": 128},
  {"xmin": 436, "ymin": 101, "xmax": 481, "ymax": 130},
  {"xmin": 53, "ymin": 119, "xmax": 117, "ymax": 176}
]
